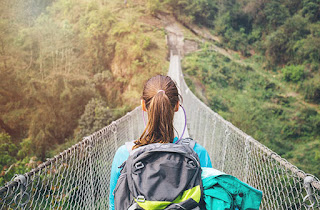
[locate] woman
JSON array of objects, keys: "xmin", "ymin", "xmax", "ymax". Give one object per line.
[{"xmin": 109, "ymin": 75, "xmax": 212, "ymax": 209}]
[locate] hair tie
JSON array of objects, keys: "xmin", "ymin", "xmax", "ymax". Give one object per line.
[{"xmin": 157, "ymin": 90, "xmax": 165, "ymax": 94}]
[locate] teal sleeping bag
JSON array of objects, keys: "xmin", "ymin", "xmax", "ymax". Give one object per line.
[{"xmin": 201, "ymin": 167, "xmax": 262, "ymax": 210}]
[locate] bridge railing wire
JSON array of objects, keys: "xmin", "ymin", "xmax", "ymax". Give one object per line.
[
  {"xmin": 0, "ymin": 52, "xmax": 319, "ymax": 209},
  {"xmin": 0, "ymin": 106, "xmax": 146, "ymax": 209}
]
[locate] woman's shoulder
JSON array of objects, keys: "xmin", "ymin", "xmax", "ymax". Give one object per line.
[
  {"xmin": 116, "ymin": 144, "xmax": 127, "ymax": 152},
  {"xmin": 193, "ymin": 141, "xmax": 212, "ymax": 168},
  {"xmin": 193, "ymin": 142, "xmax": 210, "ymax": 158},
  {"xmin": 112, "ymin": 144, "xmax": 130, "ymax": 168},
  {"xmin": 194, "ymin": 142, "xmax": 207, "ymax": 152},
  {"xmin": 114, "ymin": 144, "xmax": 130, "ymax": 158}
]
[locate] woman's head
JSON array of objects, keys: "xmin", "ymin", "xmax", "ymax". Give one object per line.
[{"xmin": 133, "ymin": 75, "xmax": 181, "ymax": 149}]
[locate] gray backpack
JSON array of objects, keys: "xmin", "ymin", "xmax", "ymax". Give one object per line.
[{"xmin": 114, "ymin": 138, "xmax": 203, "ymax": 210}]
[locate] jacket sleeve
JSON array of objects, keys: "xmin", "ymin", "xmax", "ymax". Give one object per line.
[
  {"xmin": 193, "ymin": 143, "xmax": 212, "ymax": 168},
  {"xmin": 109, "ymin": 145, "xmax": 130, "ymax": 210}
]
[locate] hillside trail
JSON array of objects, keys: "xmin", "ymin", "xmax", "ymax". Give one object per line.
[
  {"xmin": 155, "ymin": 13, "xmax": 208, "ymax": 102},
  {"xmin": 157, "ymin": 14, "xmax": 197, "ymax": 57},
  {"xmin": 155, "ymin": 14, "xmax": 319, "ymax": 113},
  {"xmin": 157, "ymin": 13, "xmax": 243, "ymax": 63}
]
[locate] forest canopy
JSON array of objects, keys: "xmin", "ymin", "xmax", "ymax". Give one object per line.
[{"xmin": 0, "ymin": 0, "xmax": 168, "ymax": 185}]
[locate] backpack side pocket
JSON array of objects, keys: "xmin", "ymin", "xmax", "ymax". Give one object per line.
[{"xmin": 114, "ymin": 173, "xmax": 131, "ymax": 210}]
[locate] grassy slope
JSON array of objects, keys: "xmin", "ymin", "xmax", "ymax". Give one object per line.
[{"xmin": 182, "ymin": 39, "xmax": 320, "ymax": 177}]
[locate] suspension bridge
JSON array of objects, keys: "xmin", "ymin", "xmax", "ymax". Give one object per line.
[{"xmin": 0, "ymin": 51, "xmax": 320, "ymax": 209}]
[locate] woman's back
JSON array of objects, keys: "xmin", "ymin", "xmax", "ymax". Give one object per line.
[
  {"xmin": 109, "ymin": 138, "xmax": 212, "ymax": 210},
  {"xmin": 108, "ymin": 75, "xmax": 212, "ymax": 210}
]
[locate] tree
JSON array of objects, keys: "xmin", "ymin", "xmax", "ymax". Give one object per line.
[
  {"xmin": 302, "ymin": 0, "xmax": 320, "ymax": 22},
  {"xmin": 265, "ymin": 29, "xmax": 288, "ymax": 65},
  {"xmin": 77, "ymin": 98, "xmax": 115, "ymax": 138},
  {"xmin": 264, "ymin": 1, "xmax": 289, "ymax": 30},
  {"xmin": 25, "ymin": 74, "xmax": 96, "ymax": 160},
  {"xmin": 0, "ymin": 133, "xmax": 17, "ymax": 174}
]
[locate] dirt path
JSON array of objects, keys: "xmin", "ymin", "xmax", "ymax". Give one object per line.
[
  {"xmin": 156, "ymin": 13, "xmax": 241, "ymax": 62},
  {"xmin": 156, "ymin": 14, "xmax": 198, "ymax": 56},
  {"xmin": 155, "ymin": 14, "xmax": 208, "ymax": 101}
]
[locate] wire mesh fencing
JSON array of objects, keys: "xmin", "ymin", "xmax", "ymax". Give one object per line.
[
  {"xmin": 0, "ymin": 107, "xmax": 146, "ymax": 209},
  {"xmin": 1, "ymin": 53, "xmax": 320, "ymax": 209}
]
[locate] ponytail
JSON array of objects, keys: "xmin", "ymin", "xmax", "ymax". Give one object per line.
[{"xmin": 133, "ymin": 75, "xmax": 180, "ymax": 149}]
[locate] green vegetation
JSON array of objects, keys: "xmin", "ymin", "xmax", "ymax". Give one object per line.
[
  {"xmin": 0, "ymin": 0, "xmax": 168, "ymax": 184},
  {"xmin": 147, "ymin": 0, "xmax": 320, "ymax": 95},
  {"xmin": 147, "ymin": 0, "xmax": 217, "ymax": 25},
  {"xmin": 282, "ymin": 65, "xmax": 305, "ymax": 82},
  {"xmin": 146, "ymin": 0, "xmax": 320, "ymax": 177},
  {"xmin": 183, "ymin": 47, "xmax": 320, "ymax": 177}
]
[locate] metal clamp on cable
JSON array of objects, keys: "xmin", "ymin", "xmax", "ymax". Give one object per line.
[
  {"xmin": 303, "ymin": 176, "xmax": 316, "ymax": 208},
  {"xmin": 13, "ymin": 174, "xmax": 30, "ymax": 207},
  {"xmin": 13, "ymin": 175, "xmax": 27, "ymax": 188}
]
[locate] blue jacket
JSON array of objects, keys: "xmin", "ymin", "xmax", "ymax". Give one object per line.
[{"xmin": 109, "ymin": 137, "xmax": 212, "ymax": 210}]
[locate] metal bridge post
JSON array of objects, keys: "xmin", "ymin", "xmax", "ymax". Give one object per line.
[
  {"xmin": 195, "ymin": 107, "xmax": 201, "ymax": 140},
  {"xmin": 221, "ymin": 124, "xmax": 231, "ymax": 172},
  {"xmin": 127, "ymin": 113, "xmax": 134, "ymax": 141},
  {"xmin": 203, "ymin": 112, "xmax": 209, "ymax": 148},
  {"xmin": 86, "ymin": 139, "xmax": 95, "ymax": 210},
  {"xmin": 244, "ymin": 136, "xmax": 252, "ymax": 183},
  {"xmin": 209, "ymin": 114, "xmax": 218, "ymax": 168},
  {"xmin": 111, "ymin": 121, "xmax": 118, "ymax": 151}
]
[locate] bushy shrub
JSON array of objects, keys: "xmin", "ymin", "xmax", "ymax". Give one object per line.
[
  {"xmin": 287, "ymin": 139, "xmax": 320, "ymax": 178},
  {"xmin": 294, "ymin": 36, "xmax": 320, "ymax": 64},
  {"xmin": 224, "ymin": 28, "xmax": 249, "ymax": 55},
  {"xmin": 282, "ymin": 108, "xmax": 320, "ymax": 140},
  {"xmin": 208, "ymin": 95, "xmax": 229, "ymax": 112},
  {"xmin": 302, "ymin": 0, "xmax": 320, "ymax": 22},
  {"xmin": 301, "ymin": 80, "xmax": 320, "ymax": 103},
  {"xmin": 185, "ymin": 77, "xmax": 196, "ymax": 93},
  {"xmin": 146, "ymin": 0, "xmax": 163, "ymax": 15},
  {"xmin": 0, "ymin": 133, "xmax": 17, "ymax": 169},
  {"xmin": 77, "ymin": 98, "xmax": 115, "ymax": 138},
  {"xmin": 282, "ymin": 65, "xmax": 305, "ymax": 82},
  {"xmin": 264, "ymin": 1, "xmax": 290, "ymax": 29},
  {"xmin": 265, "ymin": 29, "xmax": 288, "ymax": 65}
]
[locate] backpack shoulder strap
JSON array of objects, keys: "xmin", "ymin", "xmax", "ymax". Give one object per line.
[
  {"xmin": 176, "ymin": 137, "xmax": 196, "ymax": 150},
  {"xmin": 126, "ymin": 138, "xmax": 196, "ymax": 154}
]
